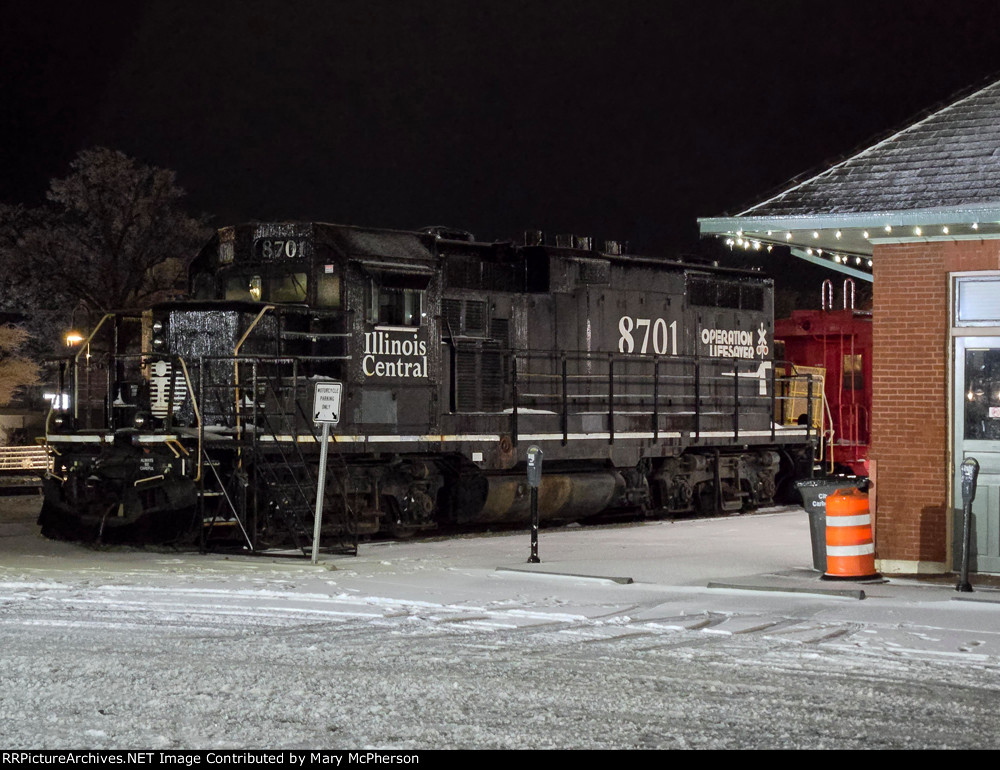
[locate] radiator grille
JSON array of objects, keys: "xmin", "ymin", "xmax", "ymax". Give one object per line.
[{"xmin": 454, "ymin": 344, "xmax": 504, "ymax": 412}]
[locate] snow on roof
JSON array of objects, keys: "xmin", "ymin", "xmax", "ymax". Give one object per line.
[{"xmin": 318, "ymin": 224, "xmax": 438, "ymax": 263}]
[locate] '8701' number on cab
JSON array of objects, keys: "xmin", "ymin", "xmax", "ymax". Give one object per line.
[{"xmin": 618, "ymin": 316, "xmax": 678, "ymax": 355}]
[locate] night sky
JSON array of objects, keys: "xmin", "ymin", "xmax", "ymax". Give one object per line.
[{"xmin": 5, "ymin": 0, "xmax": 1000, "ymax": 296}]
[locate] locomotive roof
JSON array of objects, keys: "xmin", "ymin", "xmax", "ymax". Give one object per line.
[
  {"xmin": 314, "ymin": 223, "xmax": 438, "ymax": 264},
  {"xmin": 214, "ymin": 221, "xmax": 768, "ymax": 280},
  {"xmin": 579, "ymin": 250, "xmax": 768, "ymax": 279}
]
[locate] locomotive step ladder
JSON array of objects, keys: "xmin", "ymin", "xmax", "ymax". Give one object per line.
[
  {"xmin": 247, "ymin": 367, "xmax": 357, "ymax": 556},
  {"xmin": 198, "ymin": 446, "xmax": 254, "ymax": 551}
]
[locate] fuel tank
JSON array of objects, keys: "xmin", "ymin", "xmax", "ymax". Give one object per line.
[{"xmin": 469, "ymin": 470, "xmax": 625, "ymax": 524}]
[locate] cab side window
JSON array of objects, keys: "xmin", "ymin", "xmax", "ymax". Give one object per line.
[{"xmin": 368, "ymin": 272, "xmax": 428, "ymax": 326}]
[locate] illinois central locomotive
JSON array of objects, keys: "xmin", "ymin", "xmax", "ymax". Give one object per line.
[{"xmin": 39, "ymin": 222, "xmax": 817, "ymax": 553}]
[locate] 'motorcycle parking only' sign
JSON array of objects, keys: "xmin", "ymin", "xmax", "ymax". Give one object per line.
[{"xmin": 313, "ymin": 381, "xmax": 343, "ymax": 425}]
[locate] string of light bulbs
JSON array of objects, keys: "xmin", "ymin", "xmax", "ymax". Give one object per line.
[
  {"xmin": 721, "ymin": 232, "xmax": 873, "ymax": 269},
  {"xmin": 720, "ymin": 220, "xmax": 989, "ymax": 271}
]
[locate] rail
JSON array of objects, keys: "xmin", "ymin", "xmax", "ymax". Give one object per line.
[
  {"xmin": 0, "ymin": 445, "xmax": 50, "ymax": 490},
  {"xmin": 0, "ymin": 445, "xmax": 50, "ymax": 472}
]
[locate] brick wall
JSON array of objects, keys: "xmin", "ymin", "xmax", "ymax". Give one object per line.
[{"xmin": 871, "ymin": 240, "xmax": 1000, "ymax": 566}]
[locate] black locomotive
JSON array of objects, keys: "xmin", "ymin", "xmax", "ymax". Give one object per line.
[{"xmin": 39, "ymin": 222, "xmax": 817, "ymax": 553}]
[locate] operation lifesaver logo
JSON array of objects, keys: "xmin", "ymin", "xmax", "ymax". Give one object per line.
[
  {"xmin": 362, "ymin": 329, "xmax": 429, "ymax": 378},
  {"xmin": 701, "ymin": 322, "xmax": 769, "ymax": 359}
]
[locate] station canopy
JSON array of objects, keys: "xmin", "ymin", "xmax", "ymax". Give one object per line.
[{"xmin": 698, "ymin": 77, "xmax": 1000, "ymax": 283}]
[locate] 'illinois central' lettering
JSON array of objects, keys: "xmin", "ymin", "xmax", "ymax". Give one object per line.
[{"xmin": 362, "ymin": 330, "xmax": 428, "ymax": 378}]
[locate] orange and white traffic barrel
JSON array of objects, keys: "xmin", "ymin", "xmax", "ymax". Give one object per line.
[{"xmin": 822, "ymin": 486, "xmax": 880, "ymax": 581}]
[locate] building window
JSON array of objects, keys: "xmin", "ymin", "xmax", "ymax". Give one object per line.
[
  {"xmin": 956, "ymin": 276, "xmax": 1000, "ymax": 326},
  {"xmin": 964, "ymin": 348, "xmax": 1000, "ymax": 440}
]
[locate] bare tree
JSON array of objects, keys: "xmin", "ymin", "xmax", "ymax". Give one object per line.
[
  {"xmin": 0, "ymin": 325, "xmax": 40, "ymax": 406},
  {"xmin": 0, "ymin": 148, "xmax": 211, "ymax": 351}
]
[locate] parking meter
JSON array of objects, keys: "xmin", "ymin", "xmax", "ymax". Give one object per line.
[
  {"xmin": 957, "ymin": 457, "xmax": 980, "ymax": 593},
  {"xmin": 527, "ymin": 446, "xmax": 542, "ymax": 563}
]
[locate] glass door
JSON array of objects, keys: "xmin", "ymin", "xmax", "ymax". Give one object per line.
[{"xmin": 954, "ymin": 337, "xmax": 1000, "ymax": 573}]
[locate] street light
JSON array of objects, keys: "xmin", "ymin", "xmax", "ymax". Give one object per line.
[{"xmin": 66, "ymin": 301, "xmax": 89, "ymax": 347}]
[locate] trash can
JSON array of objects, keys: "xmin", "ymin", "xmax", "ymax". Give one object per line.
[
  {"xmin": 796, "ymin": 477, "xmax": 865, "ymax": 572},
  {"xmin": 822, "ymin": 486, "xmax": 879, "ymax": 581}
]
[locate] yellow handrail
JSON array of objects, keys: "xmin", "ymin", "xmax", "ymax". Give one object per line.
[{"xmin": 72, "ymin": 313, "xmax": 115, "ymax": 421}]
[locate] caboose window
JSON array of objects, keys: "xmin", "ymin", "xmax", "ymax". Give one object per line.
[{"xmin": 843, "ymin": 353, "xmax": 864, "ymax": 390}]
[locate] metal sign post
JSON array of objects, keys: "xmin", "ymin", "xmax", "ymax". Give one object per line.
[
  {"xmin": 526, "ymin": 445, "xmax": 543, "ymax": 563},
  {"xmin": 311, "ymin": 381, "xmax": 343, "ymax": 564}
]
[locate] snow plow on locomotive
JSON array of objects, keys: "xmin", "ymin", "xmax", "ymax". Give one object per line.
[{"xmin": 39, "ymin": 222, "xmax": 818, "ymax": 552}]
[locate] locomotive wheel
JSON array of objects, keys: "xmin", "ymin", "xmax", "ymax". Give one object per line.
[{"xmin": 383, "ymin": 496, "xmax": 424, "ymax": 539}]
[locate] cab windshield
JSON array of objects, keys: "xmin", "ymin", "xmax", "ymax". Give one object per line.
[{"xmin": 223, "ymin": 271, "xmax": 308, "ymax": 303}]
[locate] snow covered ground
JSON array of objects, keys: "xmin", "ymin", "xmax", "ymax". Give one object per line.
[{"xmin": 2, "ymin": 496, "xmax": 1000, "ymax": 749}]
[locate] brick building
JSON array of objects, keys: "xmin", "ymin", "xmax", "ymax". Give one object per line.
[{"xmin": 700, "ymin": 78, "xmax": 1000, "ymax": 575}]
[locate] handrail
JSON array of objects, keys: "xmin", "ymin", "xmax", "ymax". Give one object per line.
[
  {"xmin": 234, "ymin": 305, "xmax": 275, "ymax": 444},
  {"xmin": 174, "ymin": 356, "xmax": 203, "ymax": 482},
  {"xmin": 72, "ymin": 313, "xmax": 116, "ymax": 365},
  {"xmin": 844, "ymin": 278, "xmax": 855, "ymax": 310},
  {"xmin": 508, "ymin": 349, "xmax": 819, "ymax": 450},
  {"xmin": 782, "ymin": 365, "xmax": 831, "ymax": 468},
  {"xmin": 0, "ymin": 445, "xmax": 50, "ymax": 471},
  {"xmin": 72, "ymin": 313, "xmax": 115, "ymax": 421}
]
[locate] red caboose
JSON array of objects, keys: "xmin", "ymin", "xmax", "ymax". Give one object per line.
[{"xmin": 775, "ymin": 280, "xmax": 872, "ymax": 476}]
